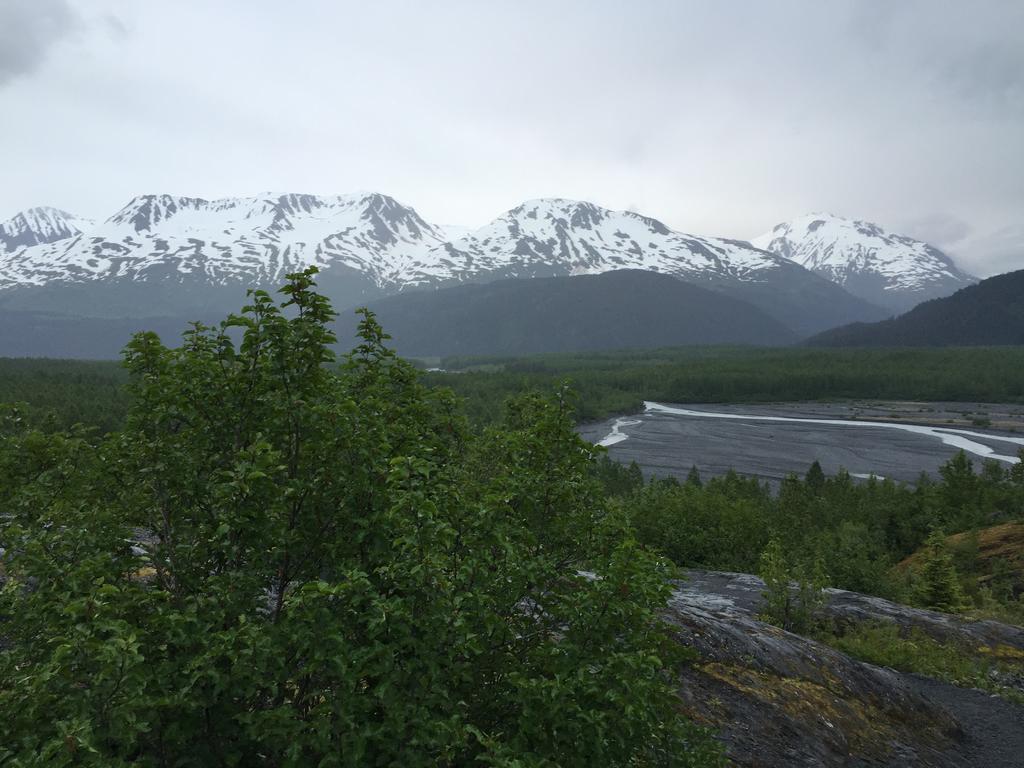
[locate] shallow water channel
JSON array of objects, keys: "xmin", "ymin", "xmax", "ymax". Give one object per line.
[{"xmin": 578, "ymin": 402, "xmax": 1024, "ymax": 484}]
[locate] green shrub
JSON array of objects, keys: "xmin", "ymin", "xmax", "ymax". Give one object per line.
[
  {"xmin": 821, "ymin": 623, "xmax": 1024, "ymax": 704},
  {"xmin": 0, "ymin": 270, "xmax": 722, "ymax": 767},
  {"xmin": 758, "ymin": 538, "xmax": 829, "ymax": 634}
]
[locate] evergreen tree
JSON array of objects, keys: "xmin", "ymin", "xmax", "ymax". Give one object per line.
[
  {"xmin": 939, "ymin": 450, "xmax": 980, "ymax": 528},
  {"xmin": 805, "ymin": 460, "xmax": 826, "ymax": 493},
  {"xmin": 914, "ymin": 529, "xmax": 967, "ymax": 614}
]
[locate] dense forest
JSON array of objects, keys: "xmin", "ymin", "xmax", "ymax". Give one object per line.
[
  {"xmin": 4, "ymin": 345, "xmax": 1024, "ymax": 434},
  {"xmin": 593, "ymin": 453, "xmax": 1024, "ymax": 620},
  {"xmin": 426, "ymin": 346, "xmax": 1024, "ymax": 426},
  {"xmin": 0, "ymin": 357, "xmax": 129, "ymax": 432}
]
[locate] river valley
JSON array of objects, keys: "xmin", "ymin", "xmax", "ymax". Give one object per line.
[{"xmin": 578, "ymin": 401, "xmax": 1024, "ymax": 484}]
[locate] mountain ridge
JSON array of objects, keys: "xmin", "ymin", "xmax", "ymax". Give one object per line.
[
  {"xmin": 0, "ymin": 193, "xmax": 816, "ymax": 289},
  {"xmin": 0, "ymin": 194, "xmax": 931, "ymax": 339}
]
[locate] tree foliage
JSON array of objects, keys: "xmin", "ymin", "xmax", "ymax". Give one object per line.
[
  {"xmin": 758, "ymin": 538, "xmax": 829, "ymax": 634},
  {"xmin": 914, "ymin": 529, "xmax": 967, "ymax": 614},
  {"xmin": 0, "ymin": 270, "xmax": 722, "ymax": 767},
  {"xmin": 611, "ymin": 451, "xmax": 1024, "ymax": 608}
]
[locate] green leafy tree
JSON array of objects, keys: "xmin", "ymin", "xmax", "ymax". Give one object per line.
[
  {"xmin": 826, "ymin": 522, "xmax": 894, "ymax": 598},
  {"xmin": 759, "ymin": 538, "xmax": 829, "ymax": 634},
  {"xmin": 592, "ymin": 456, "xmax": 644, "ymax": 498},
  {"xmin": 0, "ymin": 269, "xmax": 721, "ymax": 767}
]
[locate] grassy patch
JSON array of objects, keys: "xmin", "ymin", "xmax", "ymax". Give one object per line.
[{"xmin": 820, "ymin": 622, "xmax": 1024, "ymax": 704}]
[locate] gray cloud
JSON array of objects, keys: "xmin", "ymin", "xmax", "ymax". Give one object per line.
[
  {"xmin": 0, "ymin": 0, "xmax": 79, "ymax": 85},
  {"xmin": 102, "ymin": 13, "xmax": 130, "ymax": 42},
  {"xmin": 0, "ymin": 0, "xmax": 1020, "ymax": 277},
  {"xmin": 951, "ymin": 226, "xmax": 1024, "ymax": 278},
  {"xmin": 937, "ymin": 41, "xmax": 1024, "ymax": 116}
]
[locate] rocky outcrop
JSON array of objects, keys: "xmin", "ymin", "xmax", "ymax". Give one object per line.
[
  {"xmin": 667, "ymin": 570, "xmax": 1024, "ymax": 767},
  {"xmin": 826, "ymin": 586, "xmax": 1024, "ymax": 652}
]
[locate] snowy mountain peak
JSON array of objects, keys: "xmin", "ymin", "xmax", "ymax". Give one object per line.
[
  {"xmin": 759, "ymin": 213, "xmax": 902, "ymax": 247},
  {"xmin": 0, "ymin": 206, "xmax": 92, "ymax": 252},
  {"xmin": 105, "ymin": 194, "xmax": 208, "ymax": 232},
  {"xmin": 97, "ymin": 192, "xmax": 444, "ymax": 242},
  {"xmin": 503, "ymin": 198, "xmax": 612, "ymax": 229},
  {"xmin": 356, "ymin": 192, "xmax": 443, "ymax": 244},
  {"xmin": 426, "ymin": 197, "xmax": 795, "ymax": 291},
  {"xmin": 752, "ymin": 213, "xmax": 976, "ymax": 311}
]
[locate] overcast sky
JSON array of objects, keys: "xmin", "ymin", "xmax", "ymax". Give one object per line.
[{"xmin": 1, "ymin": 0, "xmax": 1021, "ymax": 276}]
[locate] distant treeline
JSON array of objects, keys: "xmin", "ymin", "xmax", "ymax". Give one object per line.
[
  {"xmin": 426, "ymin": 347, "xmax": 1024, "ymax": 425},
  {"xmin": 2, "ymin": 345, "xmax": 1024, "ymax": 432}
]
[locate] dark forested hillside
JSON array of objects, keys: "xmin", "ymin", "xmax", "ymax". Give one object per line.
[
  {"xmin": 333, "ymin": 270, "xmax": 799, "ymax": 356},
  {"xmin": 0, "ymin": 271, "xmax": 798, "ymax": 359},
  {"xmin": 808, "ymin": 269, "xmax": 1024, "ymax": 347}
]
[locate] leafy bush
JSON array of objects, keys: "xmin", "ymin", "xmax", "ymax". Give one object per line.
[
  {"xmin": 758, "ymin": 538, "xmax": 829, "ymax": 634},
  {"xmin": 0, "ymin": 270, "xmax": 722, "ymax": 767}
]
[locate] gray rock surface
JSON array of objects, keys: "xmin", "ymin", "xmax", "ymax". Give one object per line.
[{"xmin": 667, "ymin": 570, "xmax": 1024, "ymax": 767}]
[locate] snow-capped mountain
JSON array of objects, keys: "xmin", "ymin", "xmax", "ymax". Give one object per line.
[
  {"xmin": 389, "ymin": 198, "xmax": 888, "ymax": 335},
  {"xmin": 752, "ymin": 213, "xmax": 976, "ymax": 312},
  {"xmin": 0, "ymin": 193, "xmax": 449, "ymax": 290},
  {"xmin": 0, "ymin": 195, "xmax": 811, "ymax": 290},
  {"xmin": 0, "ymin": 193, "xmax": 886, "ymax": 336},
  {"xmin": 416, "ymin": 199, "xmax": 794, "ymax": 286},
  {"xmin": 0, "ymin": 207, "xmax": 93, "ymax": 252}
]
